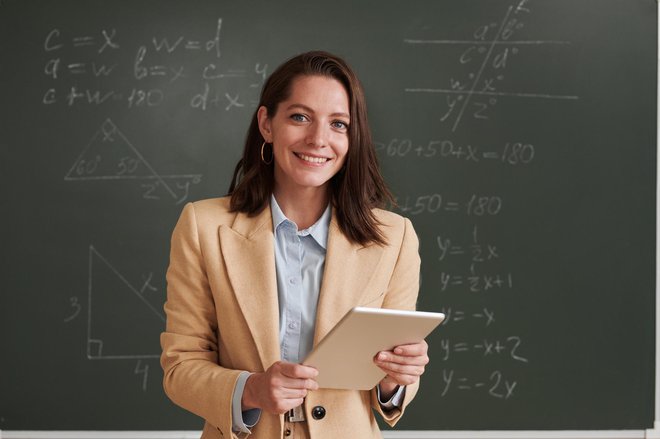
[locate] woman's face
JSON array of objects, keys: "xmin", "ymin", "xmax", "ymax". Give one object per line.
[{"xmin": 258, "ymin": 75, "xmax": 350, "ymax": 197}]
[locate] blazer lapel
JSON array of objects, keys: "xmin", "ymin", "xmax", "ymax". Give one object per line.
[
  {"xmin": 313, "ymin": 215, "xmax": 386, "ymax": 347},
  {"xmin": 219, "ymin": 206, "xmax": 280, "ymax": 372}
]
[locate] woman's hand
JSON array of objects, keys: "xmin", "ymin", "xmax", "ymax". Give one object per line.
[
  {"xmin": 242, "ymin": 361, "xmax": 319, "ymax": 414},
  {"xmin": 374, "ymin": 340, "xmax": 429, "ymax": 399}
]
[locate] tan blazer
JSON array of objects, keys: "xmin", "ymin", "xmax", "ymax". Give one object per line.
[{"xmin": 160, "ymin": 197, "xmax": 421, "ymax": 439}]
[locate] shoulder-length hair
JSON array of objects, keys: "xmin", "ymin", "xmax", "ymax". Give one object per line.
[{"xmin": 228, "ymin": 50, "xmax": 394, "ymax": 246}]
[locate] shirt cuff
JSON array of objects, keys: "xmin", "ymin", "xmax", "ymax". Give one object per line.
[
  {"xmin": 377, "ymin": 384, "xmax": 406, "ymax": 409},
  {"xmin": 231, "ymin": 371, "xmax": 262, "ymax": 433}
]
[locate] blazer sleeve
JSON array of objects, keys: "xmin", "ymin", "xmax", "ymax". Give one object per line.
[
  {"xmin": 370, "ymin": 216, "xmax": 422, "ymax": 426},
  {"xmin": 160, "ymin": 202, "xmax": 243, "ymax": 438}
]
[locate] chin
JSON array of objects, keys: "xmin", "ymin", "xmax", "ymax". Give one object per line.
[
  {"xmin": 295, "ymin": 179, "xmax": 331, "ymax": 189},
  {"xmin": 293, "ymin": 171, "xmax": 338, "ymax": 188},
  {"xmin": 290, "ymin": 174, "xmax": 333, "ymax": 189}
]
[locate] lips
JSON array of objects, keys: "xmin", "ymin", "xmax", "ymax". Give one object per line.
[{"xmin": 295, "ymin": 152, "xmax": 330, "ymax": 164}]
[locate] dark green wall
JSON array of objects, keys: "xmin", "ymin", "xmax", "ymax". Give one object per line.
[{"xmin": 0, "ymin": 0, "xmax": 656, "ymax": 430}]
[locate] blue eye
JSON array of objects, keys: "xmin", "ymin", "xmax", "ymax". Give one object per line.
[
  {"xmin": 290, "ymin": 113, "xmax": 307, "ymax": 122},
  {"xmin": 332, "ymin": 120, "xmax": 349, "ymax": 130}
]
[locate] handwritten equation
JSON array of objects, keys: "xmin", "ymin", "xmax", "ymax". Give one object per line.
[
  {"xmin": 41, "ymin": 18, "xmax": 267, "ymax": 110},
  {"xmin": 376, "ymin": 138, "xmax": 535, "ymax": 165},
  {"xmin": 438, "ymin": 336, "xmax": 528, "ymax": 362},
  {"xmin": 394, "ymin": 194, "xmax": 503, "ymax": 217},
  {"xmin": 440, "ymin": 369, "xmax": 518, "ymax": 399},
  {"xmin": 438, "ymin": 307, "xmax": 496, "ymax": 327},
  {"xmin": 439, "ymin": 271, "xmax": 513, "ymax": 293},
  {"xmin": 431, "ymin": 225, "xmax": 524, "ymax": 397}
]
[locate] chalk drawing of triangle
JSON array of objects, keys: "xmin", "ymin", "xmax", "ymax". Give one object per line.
[
  {"xmin": 65, "ymin": 118, "xmax": 161, "ymax": 181},
  {"xmin": 86, "ymin": 245, "xmax": 165, "ymax": 360}
]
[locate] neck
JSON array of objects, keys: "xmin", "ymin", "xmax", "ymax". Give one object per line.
[{"xmin": 273, "ymin": 185, "xmax": 330, "ymax": 230}]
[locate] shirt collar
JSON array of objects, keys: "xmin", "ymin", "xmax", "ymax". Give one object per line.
[{"xmin": 270, "ymin": 195, "xmax": 331, "ymax": 250}]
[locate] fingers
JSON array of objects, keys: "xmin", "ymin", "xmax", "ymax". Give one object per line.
[
  {"xmin": 376, "ymin": 351, "xmax": 429, "ymax": 367},
  {"xmin": 375, "ymin": 342, "xmax": 429, "ymax": 366},
  {"xmin": 375, "ymin": 356, "xmax": 425, "ymax": 386},
  {"xmin": 274, "ymin": 386, "xmax": 309, "ymax": 399},
  {"xmin": 374, "ymin": 341, "xmax": 429, "ymax": 386},
  {"xmin": 392, "ymin": 340, "xmax": 428, "ymax": 357},
  {"xmin": 375, "ymin": 352, "xmax": 426, "ymax": 375},
  {"xmin": 279, "ymin": 362, "xmax": 319, "ymax": 380},
  {"xmin": 244, "ymin": 362, "xmax": 321, "ymax": 415},
  {"xmin": 273, "ymin": 376, "xmax": 319, "ymax": 392},
  {"xmin": 275, "ymin": 362, "xmax": 319, "ymax": 391},
  {"xmin": 378, "ymin": 369, "xmax": 420, "ymax": 386},
  {"xmin": 376, "ymin": 360, "xmax": 425, "ymax": 377}
]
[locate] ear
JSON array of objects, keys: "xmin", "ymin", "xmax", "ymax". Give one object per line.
[{"xmin": 257, "ymin": 106, "xmax": 272, "ymax": 142}]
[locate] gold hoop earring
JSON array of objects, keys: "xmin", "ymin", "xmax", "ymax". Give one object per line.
[{"xmin": 260, "ymin": 142, "xmax": 273, "ymax": 165}]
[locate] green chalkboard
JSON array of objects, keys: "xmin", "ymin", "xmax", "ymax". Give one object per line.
[{"xmin": 0, "ymin": 0, "xmax": 656, "ymax": 431}]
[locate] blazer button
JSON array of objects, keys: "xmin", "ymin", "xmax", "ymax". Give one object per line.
[{"xmin": 312, "ymin": 405, "xmax": 326, "ymax": 420}]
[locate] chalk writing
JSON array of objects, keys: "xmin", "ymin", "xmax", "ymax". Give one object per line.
[
  {"xmin": 140, "ymin": 273, "xmax": 158, "ymax": 295},
  {"xmin": 376, "ymin": 138, "xmax": 536, "ymax": 165},
  {"xmin": 441, "ymin": 369, "xmax": 518, "ymax": 399},
  {"xmin": 439, "ymin": 307, "xmax": 496, "ymax": 326},
  {"xmin": 64, "ymin": 245, "xmax": 165, "ymax": 392},
  {"xmin": 86, "ymin": 245, "xmax": 163, "ymax": 361},
  {"xmin": 439, "ymin": 272, "xmax": 513, "ymax": 292},
  {"xmin": 134, "ymin": 360, "xmax": 150, "ymax": 392},
  {"xmin": 404, "ymin": 0, "xmax": 578, "ymax": 131},
  {"xmin": 64, "ymin": 119, "xmax": 201, "ymax": 204},
  {"xmin": 438, "ymin": 226, "xmax": 501, "ymax": 263},
  {"xmin": 394, "ymin": 194, "xmax": 503, "ymax": 216},
  {"xmin": 439, "ymin": 336, "xmax": 529, "ymax": 362},
  {"xmin": 437, "ymin": 238, "xmax": 500, "ymax": 263},
  {"xmin": 41, "ymin": 19, "xmax": 266, "ymax": 111},
  {"xmin": 63, "ymin": 296, "xmax": 82, "ymax": 323}
]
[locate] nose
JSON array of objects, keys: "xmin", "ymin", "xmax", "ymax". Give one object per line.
[{"xmin": 305, "ymin": 122, "xmax": 327, "ymax": 148}]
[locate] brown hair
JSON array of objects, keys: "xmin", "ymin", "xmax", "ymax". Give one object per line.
[{"xmin": 228, "ymin": 51, "xmax": 394, "ymax": 246}]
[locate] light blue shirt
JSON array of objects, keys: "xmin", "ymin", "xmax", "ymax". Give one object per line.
[
  {"xmin": 271, "ymin": 194, "xmax": 330, "ymax": 363},
  {"xmin": 231, "ymin": 196, "xmax": 403, "ymax": 434}
]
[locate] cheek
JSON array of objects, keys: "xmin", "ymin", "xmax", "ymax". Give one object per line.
[
  {"xmin": 272, "ymin": 141, "xmax": 290, "ymax": 161},
  {"xmin": 338, "ymin": 145, "xmax": 349, "ymax": 166},
  {"xmin": 335, "ymin": 138, "xmax": 350, "ymax": 162},
  {"xmin": 272, "ymin": 128, "xmax": 300, "ymax": 154}
]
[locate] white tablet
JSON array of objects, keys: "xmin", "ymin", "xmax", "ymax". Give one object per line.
[{"xmin": 302, "ymin": 307, "xmax": 445, "ymax": 390}]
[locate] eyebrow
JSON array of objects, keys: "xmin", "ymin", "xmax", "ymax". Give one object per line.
[{"xmin": 285, "ymin": 103, "xmax": 350, "ymax": 119}]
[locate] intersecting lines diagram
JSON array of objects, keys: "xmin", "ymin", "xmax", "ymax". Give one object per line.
[
  {"xmin": 64, "ymin": 118, "xmax": 202, "ymax": 204},
  {"xmin": 404, "ymin": 1, "xmax": 579, "ymax": 132},
  {"xmin": 86, "ymin": 245, "xmax": 164, "ymax": 361}
]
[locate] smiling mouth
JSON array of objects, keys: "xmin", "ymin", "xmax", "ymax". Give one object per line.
[{"xmin": 295, "ymin": 153, "xmax": 330, "ymax": 164}]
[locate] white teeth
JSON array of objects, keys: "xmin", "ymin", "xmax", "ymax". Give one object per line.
[{"xmin": 297, "ymin": 153, "xmax": 329, "ymax": 164}]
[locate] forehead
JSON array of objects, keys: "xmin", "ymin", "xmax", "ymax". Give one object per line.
[{"xmin": 283, "ymin": 75, "xmax": 350, "ymax": 113}]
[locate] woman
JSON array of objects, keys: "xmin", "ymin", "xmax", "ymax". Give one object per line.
[{"xmin": 161, "ymin": 51, "xmax": 428, "ymax": 439}]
